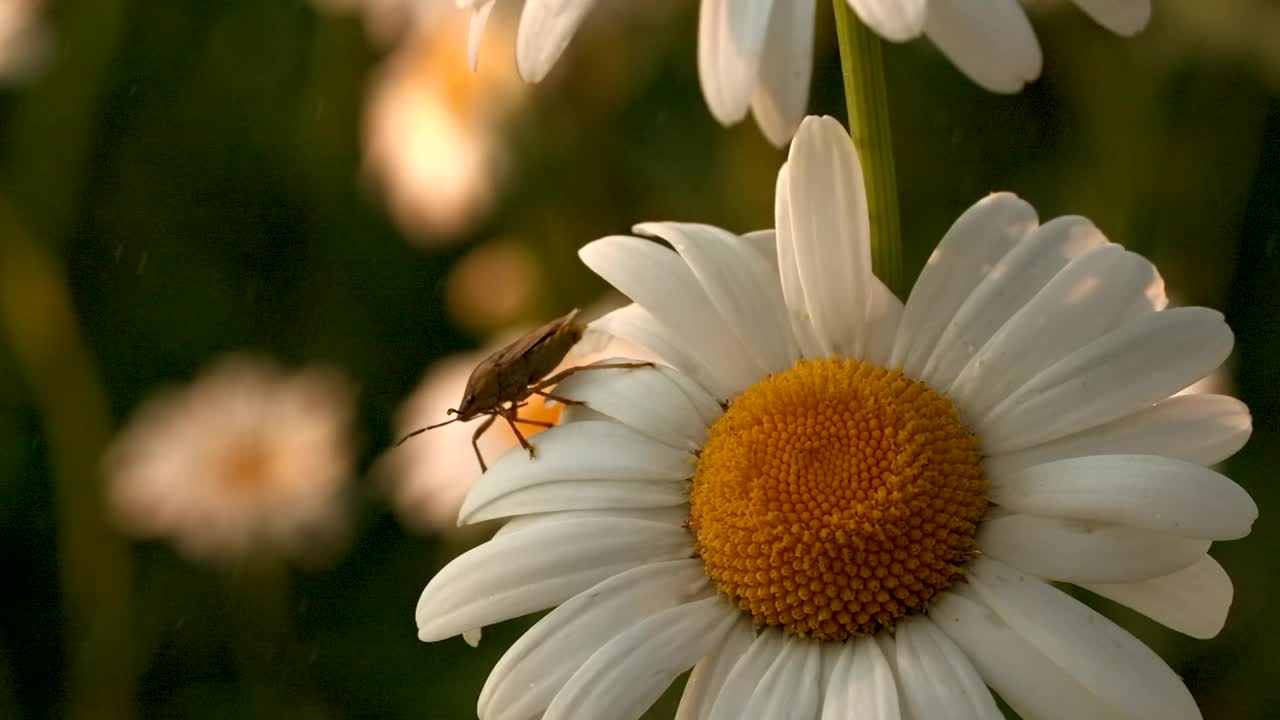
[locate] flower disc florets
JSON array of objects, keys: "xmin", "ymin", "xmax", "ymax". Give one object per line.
[{"xmin": 689, "ymin": 358, "xmax": 988, "ymax": 639}]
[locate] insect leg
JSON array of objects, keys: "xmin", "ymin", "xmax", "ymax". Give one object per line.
[
  {"xmin": 512, "ymin": 417, "xmax": 556, "ymax": 428},
  {"xmin": 532, "ymin": 361, "xmax": 656, "ymax": 390},
  {"xmin": 533, "ymin": 390, "xmax": 586, "ymax": 406},
  {"xmin": 470, "ymin": 413, "xmax": 498, "ymax": 472},
  {"xmin": 500, "ymin": 403, "xmax": 537, "ymax": 459}
]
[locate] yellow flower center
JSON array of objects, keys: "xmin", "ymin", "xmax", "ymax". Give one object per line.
[{"xmin": 689, "ymin": 358, "xmax": 987, "ymax": 640}]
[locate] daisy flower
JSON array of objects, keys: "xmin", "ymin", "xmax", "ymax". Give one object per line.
[
  {"xmin": 414, "ymin": 116, "xmax": 1255, "ymax": 719},
  {"xmin": 464, "ymin": 0, "xmax": 1151, "ymax": 145},
  {"xmin": 107, "ymin": 356, "xmax": 356, "ymax": 563}
]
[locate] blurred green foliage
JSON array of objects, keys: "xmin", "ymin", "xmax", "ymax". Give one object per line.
[{"xmin": 1, "ymin": 1, "xmax": 1279, "ymax": 718}]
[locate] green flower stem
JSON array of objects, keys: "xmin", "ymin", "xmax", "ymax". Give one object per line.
[
  {"xmin": 0, "ymin": 199, "xmax": 136, "ymax": 720},
  {"xmin": 832, "ymin": 0, "xmax": 905, "ymax": 298}
]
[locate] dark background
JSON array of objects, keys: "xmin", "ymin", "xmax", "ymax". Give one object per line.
[{"xmin": 1, "ymin": 1, "xmax": 1278, "ymax": 717}]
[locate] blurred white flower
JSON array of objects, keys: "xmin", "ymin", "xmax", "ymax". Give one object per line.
[
  {"xmin": 445, "ymin": 240, "xmax": 544, "ymax": 335},
  {"xmin": 0, "ymin": 0, "xmax": 51, "ymax": 82},
  {"xmin": 106, "ymin": 356, "xmax": 356, "ymax": 564},
  {"xmin": 463, "ymin": 0, "xmax": 1149, "ymax": 145},
  {"xmin": 362, "ymin": 7, "xmax": 526, "ymax": 243}
]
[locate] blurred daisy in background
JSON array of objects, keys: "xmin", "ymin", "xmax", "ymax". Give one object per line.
[
  {"xmin": 0, "ymin": 0, "xmax": 51, "ymax": 83},
  {"xmin": 106, "ymin": 356, "xmax": 357, "ymax": 564},
  {"xmin": 361, "ymin": 5, "xmax": 527, "ymax": 243},
  {"xmin": 463, "ymin": 0, "xmax": 1150, "ymax": 145},
  {"xmin": 414, "ymin": 116, "xmax": 1255, "ymax": 719},
  {"xmin": 445, "ymin": 240, "xmax": 545, "ymax": 337}
]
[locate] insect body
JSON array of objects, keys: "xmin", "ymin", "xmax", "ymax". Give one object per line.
[{"xmin": 398, "ymin": 308, "xmax": 651, "ymax": 471}]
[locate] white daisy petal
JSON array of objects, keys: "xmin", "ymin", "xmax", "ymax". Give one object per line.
[
  {"xmin": 463, "ymin": 479, "xmax": 689, "ymax": 524},
  {"xmin": 676, "ymin": 616, "xmax": 756, "ymax": 720},
  {"xmin": 895, "ymin": 616, "xmax": 1002, "ymax": 719},
  {"xmin": 580, "ymin": 235, "xmax": 763, "ymax": 395},
  {"xmin": 698, "ymin": 0, "xmax": 778, "ymax": 126},
  {"xmin": 740, "ymin": 229, "xmax": 780, "ymax": 269},
  {"xmin": 554, "ymin": 362, "xmax": 714, "ymax": 451},
  {"xmin": 978, "ymin": 513, "xmax": 1211, "ymax": 583},
  {"xmin": 922, "ymin": 215, "xmax": 1108, "ymax": 391},
  {"xmin": 979, "ymin": 307, "xmax": 1234, "ymax": 453},
  {"xmin": 848, "ymin": 0, "xmax": 927, "ymax": 42},
  {"xmin": 821, "ymin": 638, "xmax": 901, "ymax": 720},
  {"xmin": 743, "ymin": 636, "xmax": 822, "ymax": 719},
  {"xmin": 750, "ymin": 0, "xmax": 816, "ymax": 147},
  {"xmin": 891, "ymin": 192, "xmax": 1038, "ymax": 377},
  {"xmin": 968, "ymin": 557, "xmax": 1200, "ymax": 720},
  {"xmin": 951, "ymin": 244, "xmax": 1164, "ymax": 419},
  {"xmin": 416, "ymin": 515, "xmax": 693, "ymax": 642},
  {"xmin": 544, "ymin": 595, "xmax": 736, "ymax": 720},
  {"xmin": 459, "ymin": 420, "xmax": 695, "ymax": 524},
  {"xmin": 1082, "ymin": 555, "xmax": 1233, "ymax": 640},
  {"xmin": 780, "ymin": 115, "xmax": 875, "ymax": 359},
  {"xmin": 590, "ymin": 305, "xmax": 728, "ymax": 401},
  {"xmin": 923, "ymin": 0, "xmax": 1042, "ymax": 93},
  {"xmin": 707, "ymin": 630, "xmax": 787, "ymax": 720},
  {"xmin": 984, "ymin": 393, "xmax": 1252, "ymax": 476},
  {"xmin": 862, "ymin": 274, "xmax": 905, "ymax": 367},
  {"xmin": 468, "ymin": 0, "xmax": 497, "ymax": 70},
  {"xmin": 774, "ymin": 165, "xmax": 827, "ymax": 358},
  {"xmin": 636, "ymin": 222, "xmax": 799, "ymax": 374},
  {"xmin": 1072, "ymin": 0, "xmax": 1151, "ymax": 35},
  {"xmin": 480, "ymin": 559, "xmax": 710, "ymax": 720},
  {"xmin": 657, "ymin": 365, "xmax": 726, "ymax": 426},
  {"xmin": 495, "ymin": 507, "xmax": 690, "ymax": 537},
  {"xmin": 516, "ymin": 0, "xmax": 601, "ymax": 82},
  {"xmin": 988, "ymin": 454, "xmax": 1257, "ymax": 540},
  {"xmin": 931, "ymin": 589, "xmax": 1125, "ymax": 720}
]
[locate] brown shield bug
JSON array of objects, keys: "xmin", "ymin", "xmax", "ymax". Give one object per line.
[{"xmin": 397, "ymin": 308, "xmax": 652, "ymax": 471}]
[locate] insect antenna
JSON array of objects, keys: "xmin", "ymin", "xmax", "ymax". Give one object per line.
[{"xmin": 395, "ymin": 409, "xmax": 463, "ymax": 446}]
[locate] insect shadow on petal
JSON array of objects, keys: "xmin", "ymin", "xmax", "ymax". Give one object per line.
[{"xmin": 397, "ymin": 308, "xmax": 653, "ymax": 471}]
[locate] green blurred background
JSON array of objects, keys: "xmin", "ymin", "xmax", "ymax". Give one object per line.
[{"xmin": 2, "ymin": 0, "xmax": 1279, "ymax": 718}]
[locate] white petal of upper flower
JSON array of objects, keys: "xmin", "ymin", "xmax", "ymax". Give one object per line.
[
  {"xmin": 778, "ymin": 115, "xmax": 879, "ymax": 359},
  {"xmin": 590, "ymin": 304, "xmax": 728, "ymax": 399},
  {"xmin": 698, "ymin": 0, "xmax": 777, "ymax": 126},
  {"xmin": 847, "ymin": 0, "xmax": 927, "ymax": 42},
  {"xmin": 894, "ymin": 616, "xmax": 1002, "ymax": 719},
  {"xmin": 1072, "ymin": 0, "xmax": 1152, "ymax": 36},
  {"xmin": 636, "ymin": 222, "xmax": 799, "ymax": 375},
  {"xmin": 468, "ymin": 0, "xmax": 497, "ymax": 70},
  {"xmin": 554, "ymin": 362, "xmax": 715, "ymax": 451},
  {"xmin": 988, "ymin": 454, "xmax": 1257, "ymax": 540},
  {"xmin": 923, "ymin": 0, "xmax": 1042, "ymax": 93},
  {"xmin": 891, "ymin": 192, "xmax": 1038, "ymax": 377},
  {"xmin": 1082, "ymin": 555, "xmax": 1234, "ymax": 640},
  {"xmin": 931, "ymin": 589, "xmax": 1126, "ymax": 720},
  {"xmin": 544, "ymin": 595, "xmax": 737, "ymax": 720},
  {"xmin": 459, "ymin": 421, "xmax": 695, "ymax": 524},
  {"xmin": 978, "ymin": 513, "xmax": 1211, "ymax": 583},
  {"xmin": 967, "ymin": 557, "xmax": 1200, "ymax": 720},
  {"xmin": 922, "ymin": 215, "xmax": 1108, "ymax": 392},
  {"xmin": 750, "ymin": 0, "xmax": 817, "ymax": 147},
  {"xmin": 480, "ymin": 559, "xmax": 710, "ymax": 720},
  {"xmin": 676, "ymin": 616, "xmax": 756, "ymax": 720},
  {"xmin": 496, "ymin": 507, "xmax": 690, "ymax": 537},
  {"xmin": 516, "ymin": 0, "xmax": 601, "ymax": 82},
  {"xmin": 416, "ymin": 515, "xmax": 693, "ymax": 642},
  {"xmin": 742, "ymin": 636, "xmax": 822, "ymax": 719},
  {"xmin": 580, "ymin": 236, "xmax": 763, "ymax": 396},
  {"xmin": 985, "ymin": 393, "xmax": 1251, "ymax": 476},
  {"xmin": 979, "ymin": 307, "xmax": 1234, "ymax": 452},
  {"xmin": 820, "ymin": 638, "xmax": 901, "ymax": 720},
  {"xmin": 951, "ymin": 244, "xmax": 1164, "ymax": 419},
  {"xmin": 707, "ymin": 630, "xmax": 787, "ymax": 720}
]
